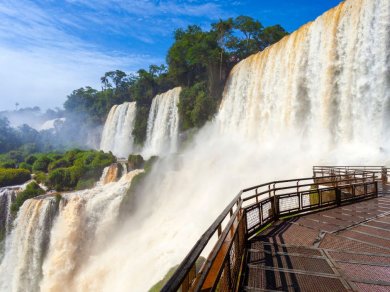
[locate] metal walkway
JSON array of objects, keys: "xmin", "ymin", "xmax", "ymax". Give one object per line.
[
  {"xmin": 243, "ymin": 185, "xmax": 390, "ymax": 291},
  {"xmin": 163, "ymin": 166, "xmax": 390, "ymax": 292}
]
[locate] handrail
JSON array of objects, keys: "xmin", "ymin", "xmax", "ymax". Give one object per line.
[
  {"xmin": 162, "ymin": 167, "xmax": 385, "ymax": 292},
  {"xmin": 161, "ymin": 191, "xmax": 243, "ymax": 291}
]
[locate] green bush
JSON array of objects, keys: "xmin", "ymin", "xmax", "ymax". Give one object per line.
[
  {"xmin": 45, "ymin": 150, "xmax": 115, "ymax": 191},
  {"xmin": 25, "ymin": 155, "xmax": 38, "ymax": 165},
  {"xmin": 33, "ymin": 171, "xmax": 47, "ymax": 184},
  {"xmin": 128, "ymin": 154, "xmax": 144, "ymax": 170},
  {"xmin": 11, "ymin": 182, "xmax": 45, "ymax": 213},
  {"xmin": 32, "ymin": 156, "xmax": 52, "ymax": 173},
  {"xmin": 132, "ymin": 106, "xmax": 150, "ymax": 146},
  {"xmin": 0, "ymin": 161, "xmax": 16, "ymax": 169},
  {"xmin": 47, "ymin": 168, "xmax": 72, "ymax": 191},
  {"xmin": 0, "ymin": 168, "xmax": 31, "ymax": 187},
  {"xmin": 179, "ymin": 82, "xmax": 216, "ymax": 130},
  {"xmin": 48, "ymin": 159, "xmax": 70, "ymax": 172},
  {"xmin": 18, "ymin": 162, "xmax": 32, "ymax": 172}
]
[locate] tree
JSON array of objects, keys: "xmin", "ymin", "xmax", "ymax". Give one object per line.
[{"xmin": 0, "ymin": 117, "xmax": 20, "ymax": 153}]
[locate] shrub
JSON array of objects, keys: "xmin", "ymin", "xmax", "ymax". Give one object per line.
[
  {"xmin": 25, "ymin": 155, "xmax": 38, "ymax": 165},
  {"xmin": 47, "ymin": 168, "xmax": 72, "ymax": 191},
  {"xmin": 0, "ymin": 168, "xmax": 31, "ymax": 187},
  {"xmin": 11, "ymin": 182, "xmax": 45, "ymax": 213},
  {"xmin": 48, "ymin": 159, "xmax": 70, "ymax": 172},
  {"xmin": 128, "ymin": 154, "xmax": 144, "ymax": 170},
  {"xmin": 178, "ymin": 82, "xmax": 216, "ymax": 130},
  {"xmin": 18, "ymin": 162, "xmax": 32, "ymax": 172},
  {"xmin": 132, "ymin": 106, "xmax": 150, "ymax": 146},
  {"xmin": 33, "ymin": 171, "xmax": 47, "ymax": 184},
  {"xmin": 0, "ymin": 161, "xmax": 16, "ymax": 169},
  {"xmin": 32, "ymin": 156, "xmax": 52, "ymax": 173}
]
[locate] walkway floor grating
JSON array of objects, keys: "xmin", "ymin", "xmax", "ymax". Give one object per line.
[{"xmin": 242, "ymin": 184, "xmax": 390, "ymax": 291}]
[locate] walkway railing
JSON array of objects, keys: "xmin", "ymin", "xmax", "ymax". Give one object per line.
[{"xmin": 162, "ymin": 167, "xmax": 385, "ymax": 292}]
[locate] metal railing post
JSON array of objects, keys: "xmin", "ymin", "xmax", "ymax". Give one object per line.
[
  {"xmin": 375, "ymin": 181, "xmax": 379, "ymax": 197},
  {"xmin": 382, "ymin": 167, "xmax": 387, "ymax": 184},
  {"xmin": 336, "ymin": 188, "xmax": 341, "ymax": 206},
  {"xmin": 272, "ymin": 195, "xmax": 279, "ymax": 220}
]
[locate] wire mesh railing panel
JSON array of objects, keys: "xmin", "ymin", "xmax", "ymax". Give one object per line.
[
  {"xmin": 163, "ymin": 167, "xmax": 382, "ymax": 292},
  {"xmin": 354, "ymin": 185, "xmax": 365, "ymax": 196},
  {"xmin": 246, "ymin": 206, "xmax": 260, "ymax": 231},
  {"xmin": 261, "ymin": 200, "xmax": 272, "ymax": 222},
  {"xmin": 366, "ymin": 182, "xmax": 376, "ymax": 195},
  {"xmin": 278, "ymin": 195, "xmax": 299, "ymax": 213},
  {"xmin": 302, "ymin": 190, "xmax": 319, "ymax": 208},
  {"xmin": 320, "ymin": 189, "xmax": 336, "ymax": 204}
]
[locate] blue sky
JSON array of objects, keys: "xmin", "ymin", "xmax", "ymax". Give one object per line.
[{"xmin": 0, "ymin": 0, "xmax": 343, "ymax": 111}]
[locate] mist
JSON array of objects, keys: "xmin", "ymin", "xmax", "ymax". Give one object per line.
[{"xmin": 0, "ymin": 0, "xmax": 388, "ymax": 291}]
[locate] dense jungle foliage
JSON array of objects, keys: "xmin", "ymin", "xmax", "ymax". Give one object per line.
[
  {"xmin": 62, "ymin": 16, "xmax": 288, "ymax": 145},
  {"xmin": 0, "ymin": 149, "xmax": 116, "ymax": 191},
  {"xmin": 0, "ymin": 16, "xmax": 287, "ymax": 163}
]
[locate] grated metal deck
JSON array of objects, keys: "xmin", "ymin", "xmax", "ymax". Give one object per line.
[{"xmin": 242, "ymin": 183, "xmax": 390, "ymax": 291}]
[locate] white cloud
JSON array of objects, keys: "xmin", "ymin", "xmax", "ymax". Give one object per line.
[{"xmin": 0, "ymin": 0, "xmax": 163, "ymax": 110}]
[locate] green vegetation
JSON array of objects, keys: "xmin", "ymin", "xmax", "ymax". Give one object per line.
[
  {"xmin": 45, "ymin": 150, "xmax": 116, "ymax": 191},
  {"xmin": 57, "ymin": 15, "xmax": 287, "ymax": 146},
  {"xmin": 119, "ymin": 156, "xmax": 158, "ymax": 219},
  {"xmin": 0, "ymin": 168, "xmax": 31, "ymax": 187},
  {"xmin": 0, "ymin": 16, "xmax": 286, "ymax": 153},
  {"xmin": 128, "ymin": 154, "xmax": 144, "ymax": 170},
  {"xmin": 149, "ymin": 265, "xmax": 178, "ymax": 292},
  {"xmin": 148, "ymin": 257, "xmax": 206, "ymax": 291},
  {"xmin": 11, "ymin": 182, "xmax": 45, "ymax": 213},
  {"xmin": 0, "ymin": 148, "xmax": 115, "ymax": 192}
]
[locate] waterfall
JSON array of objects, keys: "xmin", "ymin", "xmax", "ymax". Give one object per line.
[
  {"xmin": 0, "ymin": 188, "xmax": 16, "ymax": 239},
  {"xmin": 0, "ymin": 0, "xmax": 389, "ymax": 291},
  {"xmin": 217, "ymin": 0, "xmax": 390, "ymax": 147},
  {"xmin": 0, "ymin": 170, "xmax": 142, "ymax": 292},
  {"xmin": 142, "ymin": 87, "xmax": 181, "ymax": 158},
  {"xmin": 98, "ymin": 163, "xmax": 126, "ymax": 186},
  {"xmin": 100, "ymin": 102, "xmax": 137, "ymax": 158},
  {"xmin": 40, "ymin": 170, "xmax": 143, "ymax": 292},
  {"xmin": 0, "ymin": 196, "xmax": 58, "ymax": 292}
]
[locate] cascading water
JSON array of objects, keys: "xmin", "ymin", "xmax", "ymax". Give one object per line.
[
  {"xmin": 0, "ymin": 0, "xmax": 389, "ymax": 291},
  {"xmin": 142, "ymin": 87, "xmax": 181, "ymax": 158},
  {"xmin": 0, "ymin": 196, "xmax": 58, "ymax": 292},
  {"xmin": 0, "ymin": 188, "xmax": 16, "ymax": 239},
  {"xmin": 100, "ymin": 102, "xmax": 137, "ymax": 158},
  {"xmin": 217, "ymin": 0, "xmax": 390, "ymax": 148},
  {"xmin": 40, "ymin": 170, "xmax": 143, "ymax": 292}
]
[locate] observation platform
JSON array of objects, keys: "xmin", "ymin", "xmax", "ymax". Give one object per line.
[
  {"xmin": 244, "ymin": 190, "xmax": 390, "ymax": 291},
  {"xmin": 163, "ymin": 166, "xmax": 390, "ymax": 292}
]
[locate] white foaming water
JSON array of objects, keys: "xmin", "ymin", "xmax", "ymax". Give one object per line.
[
  {"xmin": 0, "ymin": 188, "xmax": 16, "ymax": 237},
  {"xmin": 100, "ymin": 102, "xmax": 137, "ymax": 158},
  {"xmin": 0, "ymin": 196, "xmax": 58, "ymax": 292},
  {"xmin": 217, "ymin": 0, "xmax": 390, "ymax": 147},
  {"xmin": 40, "ymin": 170, "xmax": 143, "ymax": 292},
  {"xmin": 142, "ymin": 87, "xmax": 181, "ymax": 158},
  {"xmin": 1, "ymin": 0, "xmax": 389, "ymax": 291}
]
